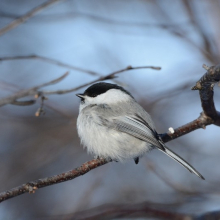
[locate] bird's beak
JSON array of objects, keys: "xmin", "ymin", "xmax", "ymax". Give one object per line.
[{"xmin": 76, "ymin": 93, "xmax": 85, "ymax": 99}]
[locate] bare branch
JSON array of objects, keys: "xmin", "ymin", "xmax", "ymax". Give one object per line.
[
  {"xmin": 0, "ymin": 66, "xmax": 160, "ymax": 107},
  {"xmin": 0, "ymin": 64, "xmax": 219, "ymax": 204},
  {"xmin": 192, "ymin": 64, "xmax": 220, "ymax": 126},
  {"xmin": 0, "ymin": 158, "xmax": 109, "ymax": 203},
  {"xmin": 35, "ymin": 96, "xmax": 47, "ymax": 117},
  {"xmin": 39, "ymin": 72, "xmax": 69, "ymax": 87},
  {"xmin": 0, "ymin": 116, "xmax": 209, "ymax": 203},
  {"xmin": 51, "ymin": 202, "xmax": 190, "ymax": 220},
  {"xmin": 160, "ymin": 113, "xmax": 213, "ymax": 142},
  {"xmin": 0, "ymin": 0, "xmax": 64, "ymax": 36},
  {"xmin": 0, "ymin": 55, "xmax": 100, "ymax": 76},
  {"xmin": 0, "ymin": 72, "xmax": 69, "ymax": 107},
  {"xmin": 46, "ymin": 202, "xmax": 220, "ymax": 220},
  {"xmin": 161, "ymin": 64, "xmax": 220, "ymax": 142},
  {"xmin": 43, "ymin": 65, "xmax": 161, "ymax": 95},
  {"xmin": 11, "ymin": 100, "xmax": 36, "ymax": 106}
]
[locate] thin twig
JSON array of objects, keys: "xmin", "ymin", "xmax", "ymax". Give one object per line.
[
  {"xmin": 39, "ymin": 72, "xmax": 69, "ymax": 87},
  {"xmin": 0, "ymin": 55, "xmax": 100, "ymax": 76},
  {"xmin": 0, "ymin": 0, "xmax": 64, "ymax": 36},
  {"xmin": 35, "ymin": 96, "xmax": 47, "ymax": 116},
  {"xmin": 0, "ymin": 66, "xmax": 160, "ymax": 107},
  {"xmin": 0, "ymin": 72, "xmax": 69, "ymax": 107},
  {"xmin": 43, "ymin": 65, "xmax": 161, "ymax": 95},
  {"xmin": 11, "ymin": 100, "xmax": 36, "ymax": 106}
]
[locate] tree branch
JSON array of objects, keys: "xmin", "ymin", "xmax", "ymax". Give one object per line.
[
  {"xmin": 42, "ymin": 65, "xmax": 161, "ymax": 95},
  {"xmin": 52, "ymin": 203, "xmax": 220, "ymax": 220},
  {"xmin": 0, "ymin": 55, "xmax": 100, "ymax": 76},
  {"xmin": 0, "ymin": 0, "xmax": 64, "ymax": 36},
  {"xmin": 193, "ymin": 64, "xmax": 220, "ymax": 126},
  {"xmin": 0, "ymin": 158, "xmax": 109, "ymax": 203},
  {"xmin": 0, "ymin": 63, "xmax": 219, "ymax": 204},
  {"xmin": 161, "ymin": 63, "xmax": 220, "ymax": 142},
  {"xmin": 0, "ymin": 72, "xmax": 69, "ymax": 107},
  {"xmin": 69, "ymin": 202, "xmax": 189, "ymax": 220},
  {"xmin": 0, "ymin": 66, "xmax": 161, "ymax": 107}
]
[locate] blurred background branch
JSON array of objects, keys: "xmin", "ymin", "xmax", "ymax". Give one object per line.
[
  {"xmin": 52, "ymin": 204, "xmax": 220, "ymax": 220},
  {"xmin": 0, "ymin": 0, "xmax": 64, "ymax": 36},
  {"xmin": 0, "ymin": 72, "xmax": 69, "ymax": 107},
  {"xmin": 0, "ymin": 65, "xmax": 160, "ymax": 108},
  {"xmin": 0, "ymin": 54, "xmax": 100, "ymax": 76},
  {"xmin": 69, "ymin": 202, "xmax": 190, "ymax": 220}
]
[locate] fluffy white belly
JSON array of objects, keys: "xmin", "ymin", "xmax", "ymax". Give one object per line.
[{"xmin": 77, "ymin": 113, "xmax": 152, "ymax": 161}]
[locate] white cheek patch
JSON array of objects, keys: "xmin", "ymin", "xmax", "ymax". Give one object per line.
[
  {"xmin": 79, "ymin": 96, "xmax": 97, "ymax": 112},
  {"xmin": 86, "ymin": 96, "xmax": 95, "ymax": 103}
]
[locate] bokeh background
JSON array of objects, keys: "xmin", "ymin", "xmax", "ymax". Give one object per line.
[{"xmin": 0, "ymin": 0, "xmax": 220, "ymax": 219}]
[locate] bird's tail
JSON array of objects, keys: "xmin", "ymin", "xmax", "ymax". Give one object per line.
[{"xmin": 157, "ymin": 146, "xmax": 205, "ymax": 180}]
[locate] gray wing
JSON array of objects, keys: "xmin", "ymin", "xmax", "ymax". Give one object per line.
[
  {"xmin": 88, "ymin": 103, "xmax": 204, "ymax": 179},
  {"xmin": 111, "ymin": 115, "xmax": 204, "ymax": 180},
  {"xmin": 112, "ymin": 115, "xmax": 165, "ymax": 151}
]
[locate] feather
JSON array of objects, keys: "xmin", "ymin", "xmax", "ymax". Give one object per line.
[
  {"xmin": 158, "ymin": 146, "xmax": 205, "ymax": 180},
  {"xmin": 113, "ymin": 115, "xmax": 165, "ymax": 150},
  {"xmin": 112, "ymin": 115, "xmax": 204, "ymax": 179}
]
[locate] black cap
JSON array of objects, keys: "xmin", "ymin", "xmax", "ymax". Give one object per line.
[{"xmin": 82, "ymin": 82, "xmax": 133, "ymax": 98}]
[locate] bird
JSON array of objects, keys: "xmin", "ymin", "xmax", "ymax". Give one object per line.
[{"xmin": 76, "ymin": 82, "xmax": 204, "ymax": 179}]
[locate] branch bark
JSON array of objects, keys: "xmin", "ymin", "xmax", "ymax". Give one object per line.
[
  {"xmin": 0, "ymin": 158, "xmax": 109, "ymax": 203},
  {"xmin": 0, "ymin": 63, "xmax": 219, "ymax": 204},
  {"xmin": 161, "ymin": 63, "xmax": 220, "ymax": 142}
]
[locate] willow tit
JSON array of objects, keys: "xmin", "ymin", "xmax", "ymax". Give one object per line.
[{"xmin": 76, "ymin": 82, "xmax": 204, "ymax": 179}]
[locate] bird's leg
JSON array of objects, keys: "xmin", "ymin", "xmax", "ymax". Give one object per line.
[{"xmin": 134, "ymin": 157, "xmax": 139, "ymax": 164}]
